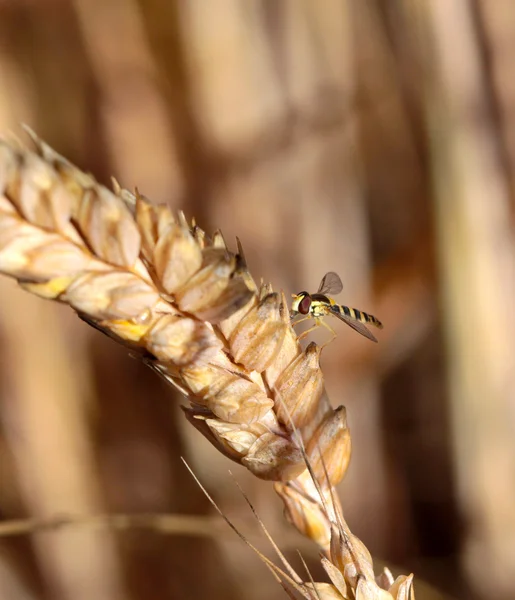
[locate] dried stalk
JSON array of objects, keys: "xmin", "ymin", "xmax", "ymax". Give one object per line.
[{"xmin": 0, "ymin": 129, "xmax": 414, "ymax": 599}]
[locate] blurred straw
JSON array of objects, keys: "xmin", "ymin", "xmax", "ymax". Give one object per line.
[
  {"xmin": 0, "ymin": 553, "xmax": 38, "ymax": 600},
  {"xmin": 419, "ymin": 1, "xmax": 515, "ymax": 597},
  {"xmin": 71, "ymin": 0, "xmax": 182, "ymax": 201},
  {"xmin": 0, "ymin": 280, "xmax": 126, "ymax": 600},
  {"xmin": 476, "ymin": 0, "xmax": 515, "ymax": 207}
]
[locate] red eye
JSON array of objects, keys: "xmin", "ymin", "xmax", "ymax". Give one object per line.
[{"xmin": 299, "ymin": 295, "xmax": 312, "ymax": 315}]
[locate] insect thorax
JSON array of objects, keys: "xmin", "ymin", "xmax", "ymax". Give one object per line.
[{"xmin": 310, "ymin": 298, "xmax": 333, "ymax": 318}]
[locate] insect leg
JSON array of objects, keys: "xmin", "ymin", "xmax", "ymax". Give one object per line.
[
  {"xmin": 318, "ymin": 318, "xmax": 337, "ymax": 348},
  {"xmin": 291, "ymin": 315, "xmax": 312, "ymax": 327},
  {"xmin": 297, "ymin": 320, "xmax": 321, "ymax": 341},
  {"xmin": 296, "ymin": 317, "xmax": 337, "ymax": 347}
]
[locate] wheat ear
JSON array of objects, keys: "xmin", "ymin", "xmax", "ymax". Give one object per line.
[{"xmin": 0, "ymin": 129, "xmax": 414, "ymax": 599}]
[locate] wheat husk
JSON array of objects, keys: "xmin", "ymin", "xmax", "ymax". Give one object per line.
[{"xmin": 0, "ymin": 130, "xmax": 415, "ymax": 599}]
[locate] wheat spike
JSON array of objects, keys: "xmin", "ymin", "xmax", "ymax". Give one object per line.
[{"xmin": 0, "ymin": 129, "xmax": 415, "ymax": 599}]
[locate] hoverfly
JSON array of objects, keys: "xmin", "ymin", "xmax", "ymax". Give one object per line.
[{"xmin": 290, "ymin": 271, "xmax": 383, "ymax": 345}]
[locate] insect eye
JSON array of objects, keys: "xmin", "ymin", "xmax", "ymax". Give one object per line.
[{"xmin": 298, "ymin": 295, "xmax": 312, "ymax": 315}]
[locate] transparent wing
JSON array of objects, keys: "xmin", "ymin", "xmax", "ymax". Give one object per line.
[
  {"xmin": 317, "ymin": 271, "xmax": 343, "ymax": 295},
  {"xmin": 332, "ymin": 311, "xmax": 378, "ymax": 343}
]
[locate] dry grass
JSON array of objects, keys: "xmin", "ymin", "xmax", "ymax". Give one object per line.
[{"xmin": 0, "ymin": 130, "xmax": 414, "ymax": 599}]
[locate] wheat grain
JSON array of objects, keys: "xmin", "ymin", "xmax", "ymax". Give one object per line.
[{"xmin": 0, "ymin": 129, "xmax": 415, "ymax": 599}]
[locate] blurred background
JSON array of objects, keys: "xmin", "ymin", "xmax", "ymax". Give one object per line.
[{"xmin": 0, "ymin": 0, "xmax": 514, "ymax": 599}]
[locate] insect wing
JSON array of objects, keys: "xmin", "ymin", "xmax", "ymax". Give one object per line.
[
  {"xmin": 333, "ymin": 310, "xmax": 378, "ymax": 343},
  {"xmin": 317, "ymin": 271, "xmax": 343, "ymax": 296}
]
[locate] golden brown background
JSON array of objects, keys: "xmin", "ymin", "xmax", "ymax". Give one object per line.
[{"xmin": 1, "ymin": 1, "xmax": 514, "ymax": 599}]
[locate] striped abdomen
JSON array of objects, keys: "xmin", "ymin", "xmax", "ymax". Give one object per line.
[{"xmin": 337, "ymin": 305, "xmax": 383, "ymax": 328}]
